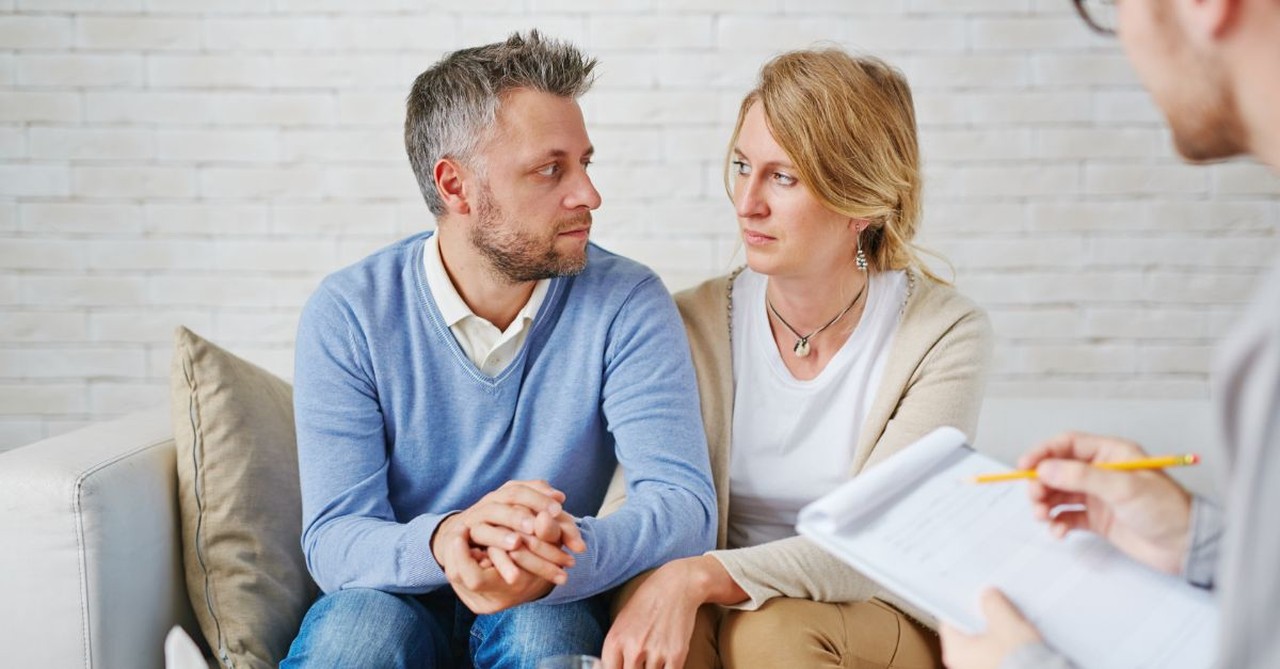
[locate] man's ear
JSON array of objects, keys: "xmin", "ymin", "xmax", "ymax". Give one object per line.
[{"xmin": 434, "ymin": 158, "xmax": 471, "ymax": 216}]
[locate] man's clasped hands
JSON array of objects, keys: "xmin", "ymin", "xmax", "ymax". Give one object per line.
[{"xmin": 431, "ymin": 480, "xmax": 586, "ymax": 614}]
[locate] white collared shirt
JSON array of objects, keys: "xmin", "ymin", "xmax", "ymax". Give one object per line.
[{"xmin": 423, "ymin": 234, "xmax": 549, "ymax": 376}]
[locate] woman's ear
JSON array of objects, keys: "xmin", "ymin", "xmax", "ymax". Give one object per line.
[{"xmin": 434, "ymin": 158, "xmax": 471, "ymax": 216}]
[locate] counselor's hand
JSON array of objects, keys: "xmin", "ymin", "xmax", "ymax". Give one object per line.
[
  {"xmin": 432, "ymin": 480, "xmax": 587, "ymax": 588},
  {"xmin": 1020, "ymin": 432, "xmax": 1194, "ymax": 575},
  {"xmin": 940, "ymin": 589, "xmax": 1043, "ymax": 669}
]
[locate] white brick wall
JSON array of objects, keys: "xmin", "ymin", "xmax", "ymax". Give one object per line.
[{"xmin": 1, "ymin": 2, "xmax": 1278, "ymax": 450}]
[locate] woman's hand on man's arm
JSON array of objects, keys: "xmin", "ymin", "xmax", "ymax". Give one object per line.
[{"xmin": 602, "ymin": 555, "xmax": 746, "ymax": 669}]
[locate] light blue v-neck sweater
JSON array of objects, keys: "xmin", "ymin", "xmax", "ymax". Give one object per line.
[{"xmin": 293, "ymin": 232, "xmax": 716, "ymax": 604}]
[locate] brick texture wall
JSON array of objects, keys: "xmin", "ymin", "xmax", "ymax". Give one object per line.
[{"xmin": 1, "ymin": 0, "xmax": 1277, "ymax": 450}]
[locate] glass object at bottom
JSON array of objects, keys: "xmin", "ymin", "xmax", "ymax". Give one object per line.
[{"xmin": 537, "ymin": 654, "xmax": 603, "ymax": 669}]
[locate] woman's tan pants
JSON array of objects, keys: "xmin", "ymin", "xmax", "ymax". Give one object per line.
[
  {"xmin": 685, "ymin": 597, "xmax": 941, "ymax": 669},
  {"xmin": 609, "ymin": 570, "xmax": 942, "ymax": 669},
  {"xmin": 613, "ymin": 574, "xmax": 941, "ymax": 669}
]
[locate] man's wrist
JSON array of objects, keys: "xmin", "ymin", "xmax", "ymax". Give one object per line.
[{"xmin": 430, "ymin": 511, "xmax": 462, "ymax": 568}]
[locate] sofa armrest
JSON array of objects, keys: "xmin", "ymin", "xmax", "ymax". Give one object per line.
[{"xmin": 0, "ymin": 406, "xmax": 200, "ymax": 669}]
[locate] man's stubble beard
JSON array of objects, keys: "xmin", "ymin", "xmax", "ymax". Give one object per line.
[
  {"xmin": 1168, "ymin": 84, "xmax": 1248, "ymax": 163},
  {"xmin": 1138, "ymin": 1, "xmax": 1247, "ymax": 163},
  {"xmin": 469, "ymin": 187, "xmax": 591, "ymax": 284}
]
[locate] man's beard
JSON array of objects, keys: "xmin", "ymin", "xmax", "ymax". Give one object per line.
[
  {"xmin": 1168, "ymin": 87, "xmax": 1247, "ymax": 163},
  {"xmin": 1143, "ymin": 3, "xmax": 1247, "ymax": 163},
  {"xmin": 470, "ymin": 189, "xmax": 591, "ymax": 284}
]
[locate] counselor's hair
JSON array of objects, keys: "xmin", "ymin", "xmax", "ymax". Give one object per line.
[
  {"xmin": 405, "ymin": 30, "xmax": 598, "ymax": 217},
  {"xmin": 726, "ymin": 48, "xmax": 947, "ymax": 281}
]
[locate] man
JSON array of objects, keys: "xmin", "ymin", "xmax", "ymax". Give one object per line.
[
  {"xmin": 282, "ymin": 31, "xmax": 716, "ymax": 668},
  {"xmin": 941, "ymin": 1, "xmax": 1280, "ymax": 667}
]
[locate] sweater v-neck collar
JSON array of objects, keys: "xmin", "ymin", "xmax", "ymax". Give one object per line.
[{"xmin": 410, "ymin": 235, "xmax": 565, "ymax": 386}]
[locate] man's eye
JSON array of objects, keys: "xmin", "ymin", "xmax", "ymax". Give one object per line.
[
  {"xmin": 731, "ymin": 160, "xmax": 750, "ymax": 176},
  {"xmin": 537, "ymin": 164, "xmax": 560, "ymax": 177}
]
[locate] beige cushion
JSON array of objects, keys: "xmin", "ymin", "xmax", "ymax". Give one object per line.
[{"xmin": 170, "ymin": 326, "xmax": 317, "ymax": 669}]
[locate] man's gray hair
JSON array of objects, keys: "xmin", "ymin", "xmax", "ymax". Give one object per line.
[{"xmin": 405, "ymin": 30, "xmax": 598, "ymax": 217}]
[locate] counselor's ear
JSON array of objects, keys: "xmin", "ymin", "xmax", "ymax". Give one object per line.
[
  {"xmin": 433, "ymin": 158, "xmax": 472, "ymax": 216},
  {"xmin": 1182, "ymin": 0, "xmax": 1243, "ymax": 41}
]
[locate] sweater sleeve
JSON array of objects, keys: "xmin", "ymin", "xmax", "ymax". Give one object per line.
[
  {"xmin": 293, "ymin": 286, "xmax": 449, "ymax": 594},
  {"xmin": 1182, "ymin": 495, "xmax": 1224, "ymax": 589},
  {"xmin": 709, "ymin": 302, "xmax": 994, "ymax": 613},
  {"xmin": 541, "ymin": 276, "xmax": 718, "ymax": 604}
]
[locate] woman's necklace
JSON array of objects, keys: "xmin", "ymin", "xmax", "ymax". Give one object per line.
[{"xmin": 766, "ymin": 282, "xmax": 866, "ymax": 358}]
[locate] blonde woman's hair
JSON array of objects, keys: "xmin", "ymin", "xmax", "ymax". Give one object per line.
[{"xmin": 726, "ymin": 48, "xmax": 948, "ymax": 282}]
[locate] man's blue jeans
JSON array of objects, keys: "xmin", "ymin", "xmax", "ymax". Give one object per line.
[{"xmin": 281, "ymin": 588, "xmax": 609, "ymax": 669}]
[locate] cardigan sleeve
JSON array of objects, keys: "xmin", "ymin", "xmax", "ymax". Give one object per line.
[{"xmin": 708, "ymin": 298, "xmax": 994, "ymax": 614}]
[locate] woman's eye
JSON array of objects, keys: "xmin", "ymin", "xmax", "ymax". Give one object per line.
[
  {"xmin": 773, "ymin": 172, "xmax": 796, "ymax": 186},
  {"xmin": 731, "ymin": 160, "xmax": 750, "ymax": 176}
]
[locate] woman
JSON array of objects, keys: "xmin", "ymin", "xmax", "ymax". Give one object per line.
[{"xmin": 602, "ymin": 49, "xmax": 993, "ymax": 669}]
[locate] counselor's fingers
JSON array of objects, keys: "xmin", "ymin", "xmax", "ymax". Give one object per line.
[
  {"xmin": 1028, "ymin": 486, "xmax": 1086, "ymax": 520},
  {"xmin": 1035, "ymin": 458, "xmax": 1141, "ymax": 505},
  {"xmin": 980, "ymin": 588, "xmax": 1030, "ymax": 626}
]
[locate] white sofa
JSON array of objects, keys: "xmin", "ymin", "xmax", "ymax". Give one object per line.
[{"xmin": 0, "ymin": 398, "xmax": 1220, "ymax": 669}]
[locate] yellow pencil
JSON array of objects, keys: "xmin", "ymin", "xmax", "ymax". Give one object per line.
[{"xmin": 972, "ymin": 453, "xmax": 1200, "ymax": 484}]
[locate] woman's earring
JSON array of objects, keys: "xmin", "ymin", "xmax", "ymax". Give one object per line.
[{"xmin": 856, "ymin": 232, "xmax": 868, "ymax": 272}]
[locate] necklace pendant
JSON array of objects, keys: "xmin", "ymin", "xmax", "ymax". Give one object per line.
[{"xmin": 793, "ymin": 338, "xmax": 811, "ymax": 358}]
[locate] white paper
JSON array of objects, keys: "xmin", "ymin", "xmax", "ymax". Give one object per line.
[
  {"xmin": 798, "ymin": 427, "xmax": 1218, "ymax": 669},
  {"xmin": 164, "ymin": 626, "xmax": 208, "ymax": 669}
]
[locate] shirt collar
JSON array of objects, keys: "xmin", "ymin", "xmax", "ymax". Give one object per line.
[{"xmin": 423, "ymin": 233, "xmax": 550, "ymax": 331}]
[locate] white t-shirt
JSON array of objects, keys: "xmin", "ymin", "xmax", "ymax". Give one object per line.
[{"xmin": 727, "ymin": 268, "xmax": 907, "ymax": 549}]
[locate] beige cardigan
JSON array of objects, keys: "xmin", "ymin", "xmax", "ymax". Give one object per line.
[{"xmin": 676, "ymin": 268, "xmax": 994, "ymax": 613}]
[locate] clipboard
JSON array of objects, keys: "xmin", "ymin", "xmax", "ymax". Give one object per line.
[{"xmin": 796, "ymin": 427, "xmax": 1217, "ymax": 669}]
